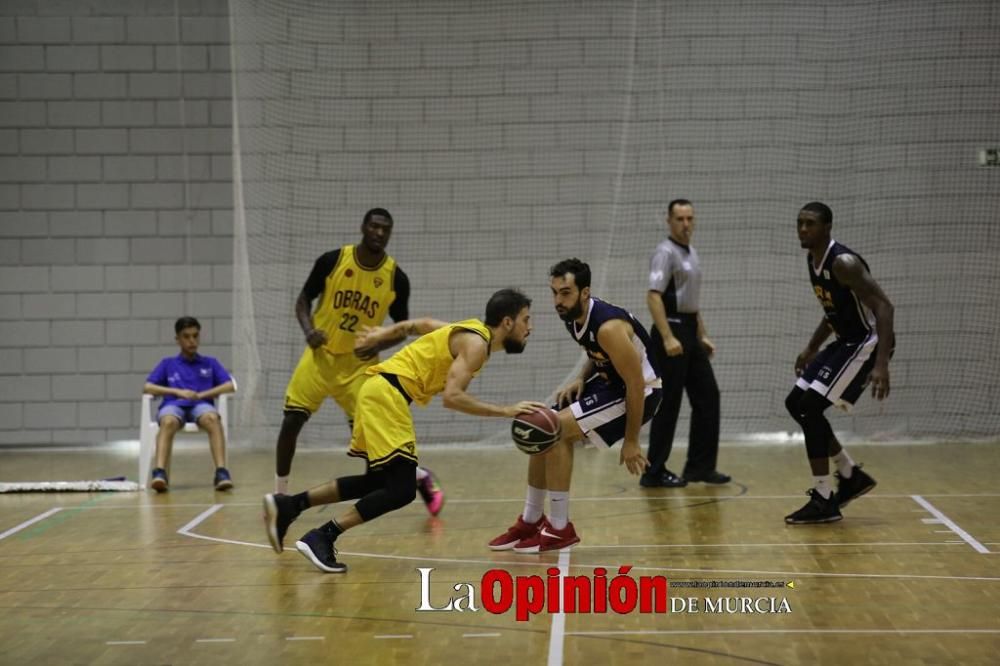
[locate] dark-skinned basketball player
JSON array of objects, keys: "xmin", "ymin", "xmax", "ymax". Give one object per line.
[
  {"xmin": 274, "ymin": 208, "xmax": 444, "ymax": 515},
  {"xmin": 785, "ymin": 202, "xmax": 895, "ymax": 524}
]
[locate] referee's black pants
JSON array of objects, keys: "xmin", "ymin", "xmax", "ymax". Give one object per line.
[{"xmin": 645, "ymin": 314, "xmax": 721, "ymax": 478}]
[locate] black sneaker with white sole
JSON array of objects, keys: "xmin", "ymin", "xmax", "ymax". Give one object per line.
[
  {"xmin": 835, "ymin": 465, "xmax": 877, "ymax": 508},
  {"xmin": 263, "ymin": 493, "xmax": 300, "ymax": 554},
  {"xmin": 295, "ymin": 529, "xmax": 347, "ymax": 573},
  {"xmin": 784, "ymin": 489, "xmax": 843, "ymax": 524}
]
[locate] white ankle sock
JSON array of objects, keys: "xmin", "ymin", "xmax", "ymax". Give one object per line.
[
  {"xmin": 523, "ymin": 485, "xmax": 546, "ymax": 524},
  {"xmin": 832, "ymin": 450, "xmax": 855, "ymax": 477},
  {"xmin": 549, "ymin": 491, "xmax": 570, "ymax": 530},
  {"xmin": 275, "ymin": 475, "xmax": 289, "ymax": 495},
  {"xmin": 814, "ymin": 475, "xmax": 834, "ymax": 499},
  {"xmin": 415, "ymin": 467, "xmax": 429, "ymax": 481}
]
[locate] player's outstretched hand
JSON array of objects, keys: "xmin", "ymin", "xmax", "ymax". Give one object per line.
[
  {"xmin": 555, "ymin": 379, "xmax": 584, "ymax": 408},
  {"xmin": 619, "ymin": 440, "xmax": 649, "ymax": 476},
  {"xmin": 505, "ymin": 401, "xmax": 549, "ymax": 417}
]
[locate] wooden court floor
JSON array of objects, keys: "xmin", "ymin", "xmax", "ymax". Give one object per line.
[{"xmin": 1, "ymin": 441, "xmax": 998, "ymax": 665}]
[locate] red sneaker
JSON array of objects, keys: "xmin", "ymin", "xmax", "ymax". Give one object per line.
[
  {"xmin": 488, "ymin": 514, "xmax": 546, "ymax": 551},
  {"xmin": 514, "ymin": 520, "xmax": 580, "ymax": 553}
]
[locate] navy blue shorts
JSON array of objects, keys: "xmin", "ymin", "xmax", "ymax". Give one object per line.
[
  {"xmin": 795, "ymin": 334, "xmax": 880, "ymax": 410},
  {"xmin": 565, "ymin": 377, "xmax": 662, "ymax": 447}
]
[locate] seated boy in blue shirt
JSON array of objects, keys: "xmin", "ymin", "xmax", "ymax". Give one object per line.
[{"xmin": 144, "ymin": 316, "xmax": 236, "ymax": 492}]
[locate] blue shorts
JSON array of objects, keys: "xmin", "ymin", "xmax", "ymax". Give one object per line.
[
  {"xmin": 565, "ymin": 377, "xmax": 662, "ymax": 447},
  {"xmin": 795, "ymin": 334, "xmax": 881, "ymax": 411},
  {"xmin": 158, "ymin": 402, "xmax": 218, "ymax": 424}
]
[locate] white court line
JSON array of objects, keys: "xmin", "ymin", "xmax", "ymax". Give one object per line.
[
  {"xmin": 195, "ymin": 638, "xmax": 235, "ymax": 643},
  {"xmin": 374, "ymin": 634, "xmax": 412, "ymax": 639},
  {"xmin": 286, "ymin": 636, "xmax": 324, "ymax": 641},
  {"xmin": 547, "ymin": 549, "xmax": 570, "ymax": 666},
  {"xmin": 577, "ymin": 541, "xmax": 962, "ymax": 549},
  {"xmin": 911, "ymin": 495, "xmax": 990, "ymax": 554},
  {"xmin": 566, "ymin": 629, "xmax": 1000, "ymax": 637},
  {"xmin": 178, "ymin": 508, "xmax": 1000, "ymax": 583},
  {"xmin": 47, "ymin": 491, "xmax": 1000, "ymax": 511},
  {"xmin": 463, "ymin": 633, "xmax": 501, "ymax": 638},
  {"xmin": 176, "ymin": 504, "xmax": 224, "ymax": 536},
  {"xmin": 0, "ymin": 507, "xmax": 62, "ymax": 541},
  {"xmin": 105, "ymin": 641, "xmax": 146, "ymax": 645}
]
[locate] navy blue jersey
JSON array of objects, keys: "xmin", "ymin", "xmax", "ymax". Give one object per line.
[
  {"xmin": 808, "ymin": 241, "xmax": 876, "ymax": 343},
  {"xmin": 563, "ymin": 298, "xmax": 659, "ymax": 386}
]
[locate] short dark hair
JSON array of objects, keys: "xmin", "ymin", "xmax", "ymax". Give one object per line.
[
  {"xmin": 549, "ymin": 258, "xmax": 591, "ymax": 290},
  {"xmin": 667, "ymin": 199, "xmax": 693, "ymax": 216},
  {"xmin": 363, "ymin": 207, "xmax": 393, "ymax": 225},
  {"xmin": 175, "ymin": 316, "xmax": 201, "ymax": 334},
  {"xmin": 801, "ymin": 201, "xmax": 832, "ymax": 226},
  {"xmin": 484, "ymin": 288, "xmax": 532, "ymax": 327}
]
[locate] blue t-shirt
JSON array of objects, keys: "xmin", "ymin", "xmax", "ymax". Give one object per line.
[{"xmin": 146, "ymin": 353, "xmax": 233, "ymax": 408}]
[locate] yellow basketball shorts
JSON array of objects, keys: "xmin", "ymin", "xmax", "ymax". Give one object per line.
[
  {"xmin": 283, "ymin": 347, "xmax": 376, "ymax": 418},
  {"xmin": 348, "ymin": 374, "xmax": 419, "ymax": 468}
]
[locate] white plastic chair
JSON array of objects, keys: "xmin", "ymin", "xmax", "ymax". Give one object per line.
[{"xmin": 138, "ymin": 393, "xmax": 231, "ymax": 490}]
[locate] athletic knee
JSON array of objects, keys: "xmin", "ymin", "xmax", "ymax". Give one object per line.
[
  {"xmin": 280, "ymin": 410, "xmax": 309, "ymax": 432},
  {"xmin": 784, "ymin": 389, "xmax": 804, "ymax": 419}
]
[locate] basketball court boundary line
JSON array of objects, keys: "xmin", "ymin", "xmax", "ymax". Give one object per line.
[
  {"xmin": 547, "ymin": 549, "xmax": 570, "ymax": 666},
  {"xmin": 0, "ymin": 507, "xmax": 62, "ymax": 541},
  {"xmin": 911, "ymin": 495, "xmax": 989, "ymax": 554},
  {"xmin": 174, "ymin": 506, "xmax": 1000, "ymax": 583}
]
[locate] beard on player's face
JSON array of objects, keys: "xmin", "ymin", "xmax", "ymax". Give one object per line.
[
  {"xmin": 503, "ymin": 334, "xmax": 526, "ymax": 354},
  {"xmin": 556, "ymin": 294, "xmax": 585, "ymax": 322}
]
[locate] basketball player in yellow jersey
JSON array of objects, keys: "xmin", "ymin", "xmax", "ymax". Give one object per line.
[
  {"xmin": 263, "ymin": 288, "xmax": 546, "ymax": 573},
  {"xmin": 274, "ymin": 208, "xmax": 444, "ymax": 515}
]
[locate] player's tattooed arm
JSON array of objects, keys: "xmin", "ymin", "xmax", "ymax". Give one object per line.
[
  {"xmin": 354, "ymin": 318, "xmax": 449, "ymax": 359},
  {"xmin": 832, "ymin": 254, "xmax": 895, "ymax": 399}
]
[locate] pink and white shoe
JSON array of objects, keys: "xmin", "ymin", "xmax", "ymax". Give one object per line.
[{"xmin": 417, "ymin": 468, "xmax": 445, "ymax": 516}]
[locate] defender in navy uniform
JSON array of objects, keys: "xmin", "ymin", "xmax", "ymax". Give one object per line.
[
  {"xmin": 785, "ymin": 202, "xmax": 895, "ymax": 524},
  {"xmin": 489, "ymin": 258, "xmax": 662, "ymax": 552}
]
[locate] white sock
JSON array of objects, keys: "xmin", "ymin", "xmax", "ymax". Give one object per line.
[
  {"xmin": 275, "ymin": 475, "xmax": 289, "ymax": 495},
  {"xmin": 814, "ymin": 475, "xmax": 834, "ymax": 499},
  {"xmin": 549, "ymin": 490, "xmax": 570, "ymax": 530},
  {"xmin": 415, "ymin": 467, "xmax": 429, "ymax": 482},
  {"xmin": 832, "ymin": 450, "xmax": 855, "ymax": 478},
  {"xmin": 523, "ymin": 485, "xmax": 546, "ymax": 524}
]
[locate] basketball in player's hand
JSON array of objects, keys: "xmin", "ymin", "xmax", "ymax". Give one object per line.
[{"xmin": 511, "ymin": 407, "xmax": 561, "ymax": 455}]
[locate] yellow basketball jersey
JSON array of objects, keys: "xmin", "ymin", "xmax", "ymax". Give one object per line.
[
  {"xmin": 368, "ymin": 319, "xmax": 492, "ymax": 405},
  {"xmin": 313, "ymin": 245, "xmax": 398, "ymax": 354}
]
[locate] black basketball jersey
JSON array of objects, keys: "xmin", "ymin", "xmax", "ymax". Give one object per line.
[
  {"xmin": 563, "ymin": 298, "xmax": 659, "ymax": 386},
  {"xmin": 808, "ymin": 240, "xmax": 876, "ymax": 343}
]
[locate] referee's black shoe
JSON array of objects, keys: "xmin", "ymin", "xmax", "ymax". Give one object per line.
[
  {"xmin": 640, "ymin": 469, "xmax": 688, "ymax": 488},
  {"xmin": 683, "ymin": 470, "xmax": 731, "ymax": 484}
]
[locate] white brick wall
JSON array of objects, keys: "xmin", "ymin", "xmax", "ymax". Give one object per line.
[
  {"xmin": 2, "ymin": 0, "xmax": 998, "ymax": 447},
  {"xmin": 0, "ymin": 0, "xmax": 231, "ymax": 444}
]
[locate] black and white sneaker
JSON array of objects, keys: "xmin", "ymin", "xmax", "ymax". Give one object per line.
[
  {"xmin": 263, "ymin": 493, "xmax": 300, "ymax": 554},
  {"xmin": 295, "ymin": 529, "xmax": 347, "ymax": 573},
  {"xmin": 835, "ymin": 465, "xmax": 877, "ymax": 508},
  {"xmin": 784, "ymin": 489, "xmax": 843, "ymax": 524}
]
